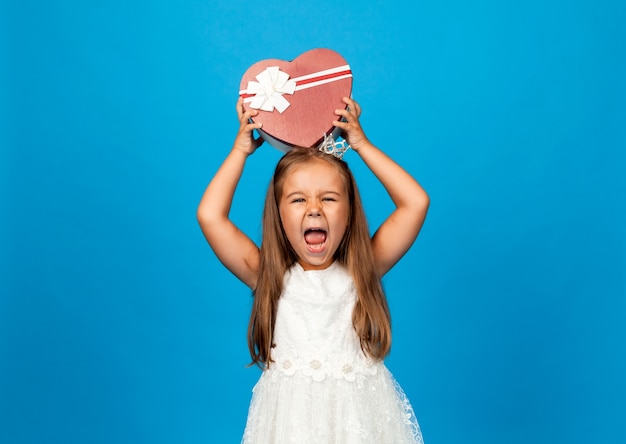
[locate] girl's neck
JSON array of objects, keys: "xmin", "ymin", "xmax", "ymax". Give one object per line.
[{"xmin": 297, "ymin": 258, "xmax": 336, "ymax": 271}]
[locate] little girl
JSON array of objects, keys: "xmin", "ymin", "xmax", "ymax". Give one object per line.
[{"xmin": 198, "ymin": 97, "xmax": 429, "ymax": 443}]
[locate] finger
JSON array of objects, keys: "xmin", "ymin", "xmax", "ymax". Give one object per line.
[
  {"xmin": 334, "ymin": 108, "xmax": 350, "ymax": 120},
  {"xmin": 334, "ymin": 109, "xmax": 358, "ymax": 127},
  {"xmin": 240, "ymin": 109, "xmax": 259, "ymax": 126},
  {"xmin": 236, "ymin": 97, "xmax": 245, "ymax": 118},
  {"xmin": 247, "ymin": 121, "xmax": 262, "ymax": 130},
  {"xmin": 342, "ymin": 97, "xmax": 361, "ymax": 118},
  {"xmin": 342, "ymin": 96, "xmax": 356, "ymax": 109},
  {"xmin": 332, "ymin": 119, "xmax": 348, "ymax": 129},
  {"xmin": 238, "ymin": 98, "xmax": 259, "ymax": 120},
  {"xmin": 243, "ymin": 121, "xmax": 262, "ymax": 134}
]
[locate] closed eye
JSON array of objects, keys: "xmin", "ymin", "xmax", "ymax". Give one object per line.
[{"xmin": 291, "ymin": 198, "xmax": 305, "ymax": 203}]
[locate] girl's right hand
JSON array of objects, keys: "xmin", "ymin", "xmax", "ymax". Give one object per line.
[{"xmin": 233, "ymin": 97, "xmax": 264, "ymax": 155}]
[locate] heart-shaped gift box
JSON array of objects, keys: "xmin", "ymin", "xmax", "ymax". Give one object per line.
[{"xmin": 239, "ymin": 48, "xmax": 353, "ymax": 152}]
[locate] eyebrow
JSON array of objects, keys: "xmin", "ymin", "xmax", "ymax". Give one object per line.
[{"xmin": 284, "ymin": 190, "xmax": 342, "ymax": 199}]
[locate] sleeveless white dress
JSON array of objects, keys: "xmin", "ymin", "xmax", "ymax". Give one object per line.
[{"xmin": 242, "ymin": 262, "xmax": 424, "ymax": 444}]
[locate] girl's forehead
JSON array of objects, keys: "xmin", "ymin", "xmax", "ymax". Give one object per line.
[
  {"xmin": 285, "ymin": 160, "xmax": 341, "ymax": 179},
  {"xmin": 281, "ymin": 159, "xmax": 347, "ymax": 191},
  {"xmin": 289, "ymin": 158, "xmax": 334, "ymax": 172}
]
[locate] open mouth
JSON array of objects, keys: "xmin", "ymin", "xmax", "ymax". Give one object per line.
[{"xmin": 304, "ymin": 228, "xmax": 327, "ymax": 252}]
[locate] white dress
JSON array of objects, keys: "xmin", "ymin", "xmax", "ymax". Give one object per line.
[{"xmin": 242, "ymin": 262, "xmax": 424, "ymax": 444}]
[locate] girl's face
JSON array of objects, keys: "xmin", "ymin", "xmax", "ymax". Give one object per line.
[{"xmin": 279, "ymin": 158, "xmax": 349, "ymax": 271}]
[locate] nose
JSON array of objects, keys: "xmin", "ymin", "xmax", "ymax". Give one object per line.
[{"xmin": 307, "ymin": 201, "xmax": 321, "ymax": 217}]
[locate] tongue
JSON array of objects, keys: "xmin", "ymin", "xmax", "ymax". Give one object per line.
[{"xmin": 305, "ymin": 230, "xmax": 327, "ymax": 244}]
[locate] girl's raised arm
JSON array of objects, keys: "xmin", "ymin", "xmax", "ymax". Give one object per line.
[
  {"xmin": 197, "ymin": 99, "xmax": 263, "ymax": 289},
  {"xmin": 333, "ymin": 97, "xmax": 430, "ymax": 277}
]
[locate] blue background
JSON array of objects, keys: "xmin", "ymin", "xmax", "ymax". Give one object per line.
[{"xmin": 2, "ymin": 0, "xmax": 625, "ymax": 443}]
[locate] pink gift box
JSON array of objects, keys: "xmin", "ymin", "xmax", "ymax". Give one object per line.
[{"xmin": 239, "ymin": 48, "xmax": 353, "ymax": 152}]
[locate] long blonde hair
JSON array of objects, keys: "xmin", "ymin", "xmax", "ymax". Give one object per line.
[{"xmin": 248, "ymin": 147, "xmax": 391, "ymax": 367}]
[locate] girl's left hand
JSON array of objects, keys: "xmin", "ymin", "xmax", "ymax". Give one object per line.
[{"xmin": 333, "ymin": 97, "xmax": 369, "ymax": 152}]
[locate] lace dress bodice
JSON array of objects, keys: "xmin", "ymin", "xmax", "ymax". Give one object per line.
[{"xmin": 270, "ymin": 262, "xmax": 377, "ymax": 381}]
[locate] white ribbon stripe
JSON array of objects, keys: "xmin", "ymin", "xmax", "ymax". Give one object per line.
[
  {"xmin": 245, "ymin": 66, "xmax": 296, "ymax": 113},
  {"xmin": 291, "ymin": 65, "xmax": 351, "ymax": 84}
]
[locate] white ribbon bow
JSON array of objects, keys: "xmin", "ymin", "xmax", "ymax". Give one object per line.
[{"xmin": 246, "ymin": 66, "xmax": 296, "ymax": 113}]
